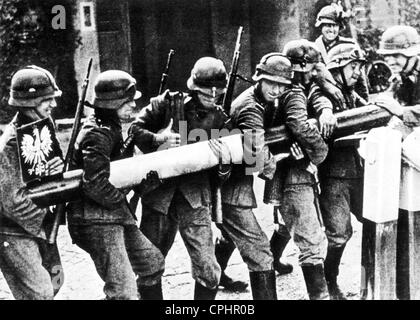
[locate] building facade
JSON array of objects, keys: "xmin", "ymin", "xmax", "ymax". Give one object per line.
[{"xmin": 72, "ymin": 0, "xmax": 401, "ymax": 107}]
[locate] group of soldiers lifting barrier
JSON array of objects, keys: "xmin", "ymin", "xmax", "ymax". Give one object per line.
[{"xmin": 0, "ymin": 2, "xmax": 420, "ymax": 300}]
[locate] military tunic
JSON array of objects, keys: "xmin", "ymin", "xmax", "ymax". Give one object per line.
[
  {"xmin": 263, "ymin": 84, "xmax": 329, "ymax": 265},
  {"xmin": 67, "ymin": 112, "xmax": 165, "ymax": 299},
  {"xmin": 315, "ymin": 35, "xmax": 370, "ymax": 101},
  {"xmin": 312, "ymin": 82, "xmax": 366, "ymax": 248},
  {"xmin": 0, "ymin": 113, "xmax": 63, "ymax": 300},
  {"xmin": 130, "ymin": 92, "xmax": 225, "ymax": 289}
]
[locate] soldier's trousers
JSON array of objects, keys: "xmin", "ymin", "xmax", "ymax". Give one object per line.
[
  {"xmin": 140, "ymin": 191, "xmax": 221, "ymax": 290},
  {"xmin": 219, "ymin": 204, "xmax": 274, "ymax": 272},
  {"xmin": 0, "ymin": 234, "xmax": 63, "ymax": 300},
  {"xmin": 319, "ymin": 177, "xmax": 364, "ymax": 248},
  {"xmin": 279, "ymin": 184, "xmax": 328, "ymax": 266},
  {"xmin": 69, "ymin": 223, "xmax": 165, "ymax": 300}
]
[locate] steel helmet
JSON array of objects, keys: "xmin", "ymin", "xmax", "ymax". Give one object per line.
[
  {"xmin": 187, "ymin": 57, "xmax": 227, "ymax": 96},
  {"xmin": 315, "ymin": 3, "xmax": 344, "ymax": 28},
  {"xmin": 252, "ymin": 53, "xmax": 294, "ymax": 84},
  {"xmin": 377, "ymin": 25, "xmax": 420, "ymax": 57},
  {"xmin": 8, "ymin": 65, "xmax": 62, "ymax": 108},
  {"xmin": 283, "ymin": 39, "xmax": 321, "ymax": 72},
  {"xmin": 326, "ymin": 43, "xmax": 366, "ymax": 70},
  {"xmin": 92, "ymin": 70, "xmax": 142, "ymax": 109}
]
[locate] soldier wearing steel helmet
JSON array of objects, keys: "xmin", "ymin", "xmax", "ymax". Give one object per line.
[
  {"xmin": 66, "ymin": 70, "xmax": 165, "ymax": 300},
  {"xmin": 129, "ymin": 57, "xmax": 232, "ymax": 300},
  {"xmin": 214, "ymin": 53, "xmax": 293, "ymax": 300},
  {"xmin": 314, "ymin": 3, "xmax": 370, "ymax": 101},
  {"xmin": 375, "ymin": 25, "xmax": 420, "ymax": 159},
  {"xmin": 314, "ymin": 42, "xmax": 368, "ymax": 300},
  {"xmin": 219, "ymin": 52, "xmax": 323, "ymax": 300},
  {"xmin": 260, "ymin": 40, "xmax": 330, "ymax": 300},
  {"xmin": 260, "ymin": 40, "xmax": 329, "ymax": 279},
  {"xmin": 0, "ymin": 66, "xmax": 65, "ymax": 299},
  {"xmin": 377, "ymin": 25, "xmax": 420, "ymax": 107}
]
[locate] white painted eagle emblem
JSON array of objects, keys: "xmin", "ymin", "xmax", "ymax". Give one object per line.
[{"xmin": 20, "ymin": 125, "xmax": 53, "ymax": 176}]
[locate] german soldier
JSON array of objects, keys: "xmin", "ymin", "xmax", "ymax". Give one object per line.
[
  {"xmin": 314, "ymin": 3, "xmax": 369, "ymax": 101},
  {"xmin": 217, "ymin": 53, "xmax": 304, "ymax": 300},
  {"xmin": 67, "ymin": 70, "xmax": 165, "ymax": 300},
  {"xmin": 376, "ymin": 25, "xmax": 420, "ymax": 132},
  {"xmin": 0, "ymin": 66, "xmax": 64, "ymax": 299},
  {"xmin": 316, "ymin": 43, "xmax": 368, "ymax": 299},
  {"xmin": 262, "ymin": 43, "xmax": 330, "ymax": 300},
  {"xmin": 128, "ymin": 57, "xmax": 230, "ymax": 300}
]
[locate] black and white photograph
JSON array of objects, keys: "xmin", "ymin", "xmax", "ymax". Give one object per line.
[{"xmin": 0, "ymin": 0, "xmax": 420, "ymax": 306}]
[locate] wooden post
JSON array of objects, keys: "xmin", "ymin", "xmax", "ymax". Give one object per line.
[
  {"xmin": 361, "ymin": 220, "xmax": 398, "ymax": 299},
  {"xmin": 360, "ymin": 127, "xmax": 402, "ymax": 300},
  {"xmin": 397, "ymin": 164, "xmax": 420, "ymax": 299}
]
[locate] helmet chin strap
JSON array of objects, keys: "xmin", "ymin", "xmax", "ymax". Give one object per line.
[
  {"xmin": 402, "ymin": 56, "xmax": 418, "ymax": 76},
  {"xmin": 339, "ymin": 67, "xmax": 350, "ymax": 92},
  {"xmin": 33, "ymin": 107, "xmax": 46, "ymax": 120}
]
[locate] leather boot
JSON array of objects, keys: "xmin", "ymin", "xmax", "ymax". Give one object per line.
[
  {"xmin": 138, "ymin": 280, "xmax": 163, "ymax": 300},
  {"xmin": 301, "ymin": 264, "xmax": 330, "ymax": 300},
  {"xmin": 194, "ymin": 281, "xmax": 218, "ymax": 300},
  {"xmin": 215, "ymin": 235, "xmax": 248, "ymax": 292},
  {"xmin": 324, "ymin": 246, "xmax": 347, "ymax": 300},
  {"xmin": 219, "ymin": 272, "xmax": 248, "ymax": 292},
  {"xmin": 270, "ymin": 226, "xmax": 293, "ymax": 275},
  {"xmin": 249, "ymin": 270, "xmax": 277, "ymax": 300}
]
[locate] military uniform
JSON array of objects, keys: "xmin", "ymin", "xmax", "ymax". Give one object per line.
[
  {"xmin": 377, "ymin": 25, "xmax": 420, "ymax": 126},
  {"xmin": 0, "ymin": 66, "xmax": 64, "ymax": 300},
  {"xmin": 263, "ymin": 40, "xmax": 330, "ymax": 300},
  {"xmin": 220, "ymin": 53, "xmax": 307, "ymax": 300},
  {"xmin": 314, "ymin": 4, "xmax": 369, "ymax": 101},
  {"xmin": 130, "ymin": 57, "xmax": 229, "ymax": 300},
  {"xmin": 264, "ymin": 85, "xmax": 328, "ymax": 260},
  {"xmin": 67, "ymin": 70, "xmax": 165, "ymax": 300},
  {"xmin": 130, "ymin": 92, "xmax": 224, "ymax": 290},
  {"xmin": 317, "ymin": 82, "xmax": 366, "ymax": 246},
  {"xmin": 315, "ymin": 43, "xmax": 368, "ymax": 299}
]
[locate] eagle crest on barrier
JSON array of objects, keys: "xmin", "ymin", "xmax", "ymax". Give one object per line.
[
  {"xmin": 21, "ymin": 126, "xmax": 53, "ymax": 176},
  {"xmin": 16, "ymin": 117, "xmax": 63, "ymax": 184}
]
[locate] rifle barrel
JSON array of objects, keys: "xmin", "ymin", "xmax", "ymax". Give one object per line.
[
  {"xmin": 222, "ymin": 26, "xmax": 243, "ymax": 115},
  {"xmin": 47, "ymin": 58, "xmax": 93, "ymax": 244},
  {"xmin": 158, "ymin": 49, "xmax": 175, "ymax": 95}
]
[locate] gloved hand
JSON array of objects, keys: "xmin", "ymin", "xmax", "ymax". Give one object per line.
[{"xmin": 134, "ymin": 170, "xmax": 162, "ymax": 197}]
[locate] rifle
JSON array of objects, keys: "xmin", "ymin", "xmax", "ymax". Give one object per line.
[
  {"xmin": 120, "ymin": 49, "xmax": 175, "ymax": 157},
  {"xmin": 159, "ymin": 49, "xmax": 175, "ymax": 95},
  {"xmin": 47, "ymin": 58, "xmax": 93, "ymax": 244},
  {"xmin": 222, "ymin": 26, "xmax": 243, "ymax": 115},
  {"xmin": 211, "ymin": 26, "xmax": 243, "ymax": 224},
  {"xmin": 124, "ymin": 50, "xmax": 175, "ymax": 212}
]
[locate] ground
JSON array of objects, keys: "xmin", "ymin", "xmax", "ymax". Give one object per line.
[{"xmin": 0, "ymin": 123, "xmax": 363, "ymax": 300}]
